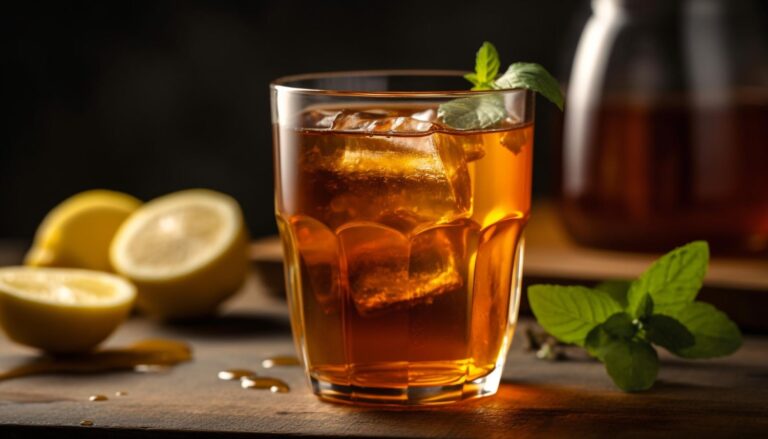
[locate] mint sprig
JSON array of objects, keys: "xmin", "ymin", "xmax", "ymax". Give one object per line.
[
  {"xmin": 528, "ymin": 241, "xmax": 742, "ymax": 392},
  {"xmin": 437, "ymin": 41, "xmax": 564, "ymax": 130},
  {"xmin": 464, "ymin": 41, "xmax": 500, "ymax": 91}
]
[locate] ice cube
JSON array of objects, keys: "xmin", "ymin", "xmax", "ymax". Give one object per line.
[
  {"xmin": 338, "ymin": 223, "xmax": 410, "ymax": 315},
  {"xmin": 407, "ymin": 221, "xmax": 473, "ymax": 299},
  {"xmin": 302, "ymin": 129, "xmax": 472, "ymax": 231},
  {"xmin": 338, "ymin": 221, "xmax": 474, "ymax": 316},
  {"xmin": 411, "ymin": 109, "xmax": 437, "ymax": 123},
  {"xmin": 331, "ymin": 110, "xmax": 436, "ymax": 133},
  {"xmin": 303, "ymin": 109, "xmax": 342, "ymax": 129}
]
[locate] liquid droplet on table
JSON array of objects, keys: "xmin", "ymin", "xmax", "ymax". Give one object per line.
[
  {"xmin": 134, "ymin": 364, "xmax": 171, "ymax": 374},
  {"xmin": 80, "ymin": 420, "xmax": 94, "ymax": 427},
  {"xmin": 0, "ymin": 339, "xmax": 192, "ymax": 382},
  {"xmin": 218, "ymin": 369, "xmax": 256, "ymax": 381},
  {"xmin": 241, "ymin": 376, "xmax": 290, "ymax": 393},
  {"xmin": 89, "ymin": 394, "xmax": 108, "ymax": 402},
  {"xmin": 115, "ymin": 391, "xmax": 128, "ymax": 397},
  {"xmin": 261, "ymin": 356, "xmax": 300, "ymax": 369}
]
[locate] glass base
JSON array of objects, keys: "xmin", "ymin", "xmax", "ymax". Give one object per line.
[{"xmin": 310, "ymin": 365, "xmax": 503, "ymax": 407}]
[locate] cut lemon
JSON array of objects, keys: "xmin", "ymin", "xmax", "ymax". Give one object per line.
[
  {"xmin": 110, "ymin": 189, "xmax": 249, "ymax": 319},
  {"xmin": 25, "ymin": 190, "xmax": 141, "ymax": 271},
  {"xmin": 0, "ymin": 267, "xmax": 136, "ymax": 354}
]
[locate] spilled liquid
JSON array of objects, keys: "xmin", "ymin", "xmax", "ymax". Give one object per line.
[
  {"xmin": 115, "ymin": 391, "xmax": 128, "ymax": 397},
  {"xmin": 89, "ymin": 394, "xmax": 108, "ymax": 401},
  {"xmin": 241, "ymin": 376, "xmax": 290, "ymax": 393},
  {"xmin": 80, "ymin": 420, "xmax": 94, "ymax": 427},
  {"xmin": 217, "ymin": 356, "xmax": 298, "ymax": 394},
  {"xmin": 261, "ymin": 356, "xmax": 300, "ymax": 369},
  {"xmin": 0, "ymin": 339, "xmax": 192, "ymax": 381},
  {"xmin": 218, "ymin": 369, "xmax": 256, "ymax": 381}
]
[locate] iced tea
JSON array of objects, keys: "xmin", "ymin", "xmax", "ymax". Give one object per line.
[{"xmin": 274, "ymin": 99, "xmax": 533, "ymax": 404}]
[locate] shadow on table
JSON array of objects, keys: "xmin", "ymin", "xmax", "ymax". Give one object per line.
[
  {"xmin": 159, "ymin": 312, "xmax": 292, "ymax": 339},
  {"xmin": 346, "ymin": 379, "xmax": 763, "ymax": 437}
]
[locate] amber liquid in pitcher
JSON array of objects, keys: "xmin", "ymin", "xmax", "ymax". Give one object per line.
[
  {"xmin": 562, "ymin": 91, "xmax": 768, "ymax": 254},
  {"xmin": 275, "ymin": 105, "xmax": 532, "ymax": 392}
]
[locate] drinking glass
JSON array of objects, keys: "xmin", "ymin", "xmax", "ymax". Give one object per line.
[{"xmin": 271, "ymin": 71, "xmax": 534, "ymax": 405}]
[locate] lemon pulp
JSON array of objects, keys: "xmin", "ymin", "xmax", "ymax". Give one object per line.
[
  {"xmin": 0, "ymin": 267, "xmax": 136, "ymax": 354},
  {"xmin": 110, "ymin": 189, "xmax": 248, "ymax": 319}
]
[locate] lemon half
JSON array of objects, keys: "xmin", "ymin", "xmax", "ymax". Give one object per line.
[
  {"xmin": 110, "ymin": 189, "xmax": 248, "ymax": 319},
  {"xmin": 0, "ymin": 267, "xmax": 136, "ymax": 354},
  {"xmin": 25, "ymin": 190, "xmax": 141, "ymax": 271}
]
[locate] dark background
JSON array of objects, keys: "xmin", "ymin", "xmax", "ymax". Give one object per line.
[{"xmin": 2, "ymin": 0, "xmax": 589, "ymax": 239}]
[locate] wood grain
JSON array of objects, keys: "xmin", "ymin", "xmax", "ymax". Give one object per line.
[{"xmin": 1, "ymin": 241, "xmax": 767, "ymax": 437}]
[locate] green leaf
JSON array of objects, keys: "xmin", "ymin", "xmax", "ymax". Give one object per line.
[
  {"xmin": 602, "ymin": 312, "xmax": 637, "ymax": 339},
  {"xmin": 528, "ymin": 285, "xmax": 623, "ymax": 346},
  {"xmin": 472, "ymin": 41, "xmax": 500, "ymax": 89},
  {"xmin": 585, "ymin": 325, "xmax": 612, "ymax": 360},
  {"xmin": 637, "ymin": 294, "xmax": 654, "ymax": 319},
  {"xmin": 494, "ymin": 63, "xmax": 564, "ymax": 110},
  {"xmin": 595, "ymin": 280, "xmax": 631, "ymax": 308},
  {"xmin": 437, "ymin": 94, "xmax": 506, "ymax": 130},
  {"xmin": 463, "ymin": 72, "xmax": 480, "ymax": 88},
  {"xmin": 643, "ymin": 314, "xmax": 695, "ymax": 352},
  {"xmin": 627, "ymin": 241, "xmax": 709, "ymax": 316},
  {"xmin": 444, "ymin": 41, "xmax": 564, "ymax": 129},
  {"xmin": 659, "ymin": 302, "xmax": 742, "ymax": 358},
  {"xmin": 603, "ymin": 340, "xmax": 659, "ymax": 392}
]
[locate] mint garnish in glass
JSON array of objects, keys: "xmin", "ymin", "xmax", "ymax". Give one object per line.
[{"xmin": 438, "ymin": 41, "xmax": 564, "ymax": 130}]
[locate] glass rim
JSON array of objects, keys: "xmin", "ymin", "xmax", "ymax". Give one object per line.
[{"xmin": 270, "ymin": 69, "xmax": 531, "ymax": 97}]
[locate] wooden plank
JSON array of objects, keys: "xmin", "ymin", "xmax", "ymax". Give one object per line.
[
  {"xmin": 1, "ymin": 265, "xmax": 767, "ymax": 437},
  {"xmin": 523, "ymin": 202, "xmax": 768, "ymax": 291}
]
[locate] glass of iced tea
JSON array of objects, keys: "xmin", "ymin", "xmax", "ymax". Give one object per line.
[{"xmin": 271, "ymin": 71, "xmax": 534, "ymax": 406}]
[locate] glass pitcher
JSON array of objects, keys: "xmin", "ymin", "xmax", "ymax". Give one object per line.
[{"xmin": 562, "ymin": 0, "xmax": 768, "ymax": 254}]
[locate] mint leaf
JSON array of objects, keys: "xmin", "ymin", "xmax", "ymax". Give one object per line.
[
  {"xmin": 529, "ymin": 240, "xmax": 741, "ymax": 394},
  {"xmin": 437, "ymin": 94, "xmax": 506, "ymax": 130},
  {"xmin": 603, "ymin": 340, "xmax": 659, "ymax": 392},
  {"xmin": 438, "ymin": 41, "xmax": 563, "ymax": 130},
  {"xmin": 627, "ymin": 241, "xmax": 709, "ymax": 316},
  {"xmin": 585, "ymin": 325, "xmax": 612, "ymax": 360},
  {"xmin": 637, "ymin": 294, "xmax": 654, "ymax": 319},
  {"xmin": 463, "ymin": 72, "xmax": 480, "ymax": 88},
  {"xmin": 586, "ymin": 312, "xmax": 636, "ymax": 361},
  {"xmin": 644, "ymin": 314, "xmax": 695, "ymax": 352},
  {"xmin": 602, "ymin": 312, "xmax": 637, "ymax": 339},
  {"xmin": 528, "ymin": 285, "xmax": 622, "ymax": 346},
  {"xmin": 471, "ymin": 41, "xmax": 500, "ymax": 90},
  {"xmin": 595, "ymin": 280, "xmax": 631, "ymax": 308},
  {"xmin": 494, "ymin": 63, "xmax": 564, "ymax": 110},
  {"xmin": 659, "ymin": 302, "xmax": 742, "ymax": 358}
]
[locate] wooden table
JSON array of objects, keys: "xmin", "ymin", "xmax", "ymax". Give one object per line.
[{"xmin": 1, "ymin": 241, "xmax": 768, "ymax": 437}]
